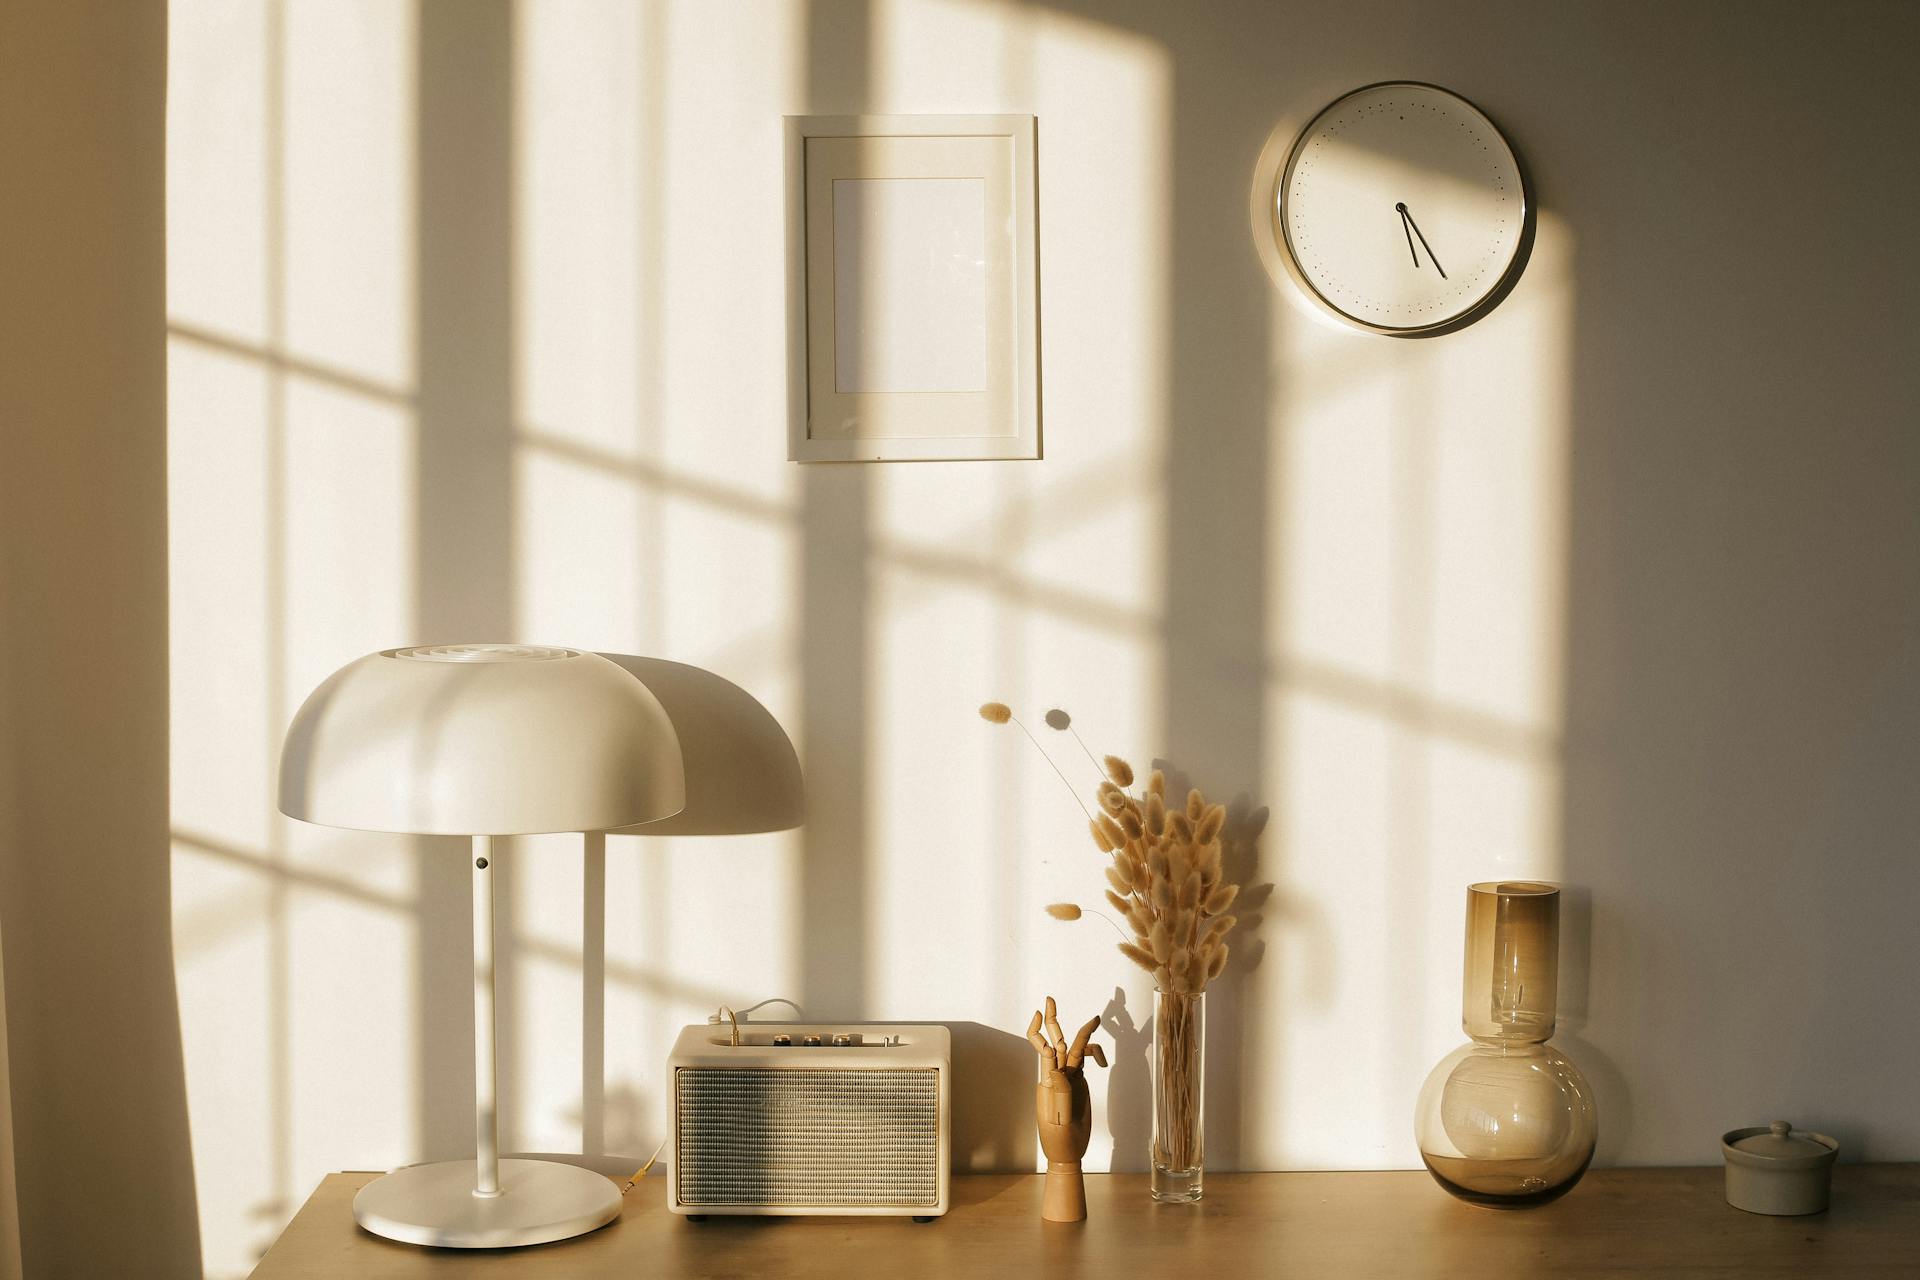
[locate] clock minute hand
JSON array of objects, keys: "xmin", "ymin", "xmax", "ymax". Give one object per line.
[
  {"xmin": 1398, "ymin": 203, "xmax": 1448, "ymax": 280},
  {"xmin": 1396, "ymin": 203, "xmax": 1420, "ymax": 268}
]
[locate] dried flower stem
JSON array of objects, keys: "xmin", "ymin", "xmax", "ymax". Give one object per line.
[
  {"xmin": 1085, "ymin": 908, "xmax": 1133, "ymax": 944},
  {"xmin": 1064, "ymin": 725, "xmax": 1105, "ymax": 779},
  {"xmin": 991, "ymin": 707, "xmax": 1094, "ymax": 822},
  {"xmin": 1153, "ymin": 990, "xmax": 1203, "ymax": 1174}
]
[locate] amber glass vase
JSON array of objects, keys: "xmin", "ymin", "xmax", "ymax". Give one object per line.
[{"xmin": 1414, "ymin": 881, "xmax": 1596, "ymax": 1207}]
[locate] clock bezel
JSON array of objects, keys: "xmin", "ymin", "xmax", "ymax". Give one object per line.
[{"xmin": 1272, "ymin": 81, "xmax": 1533, "ymax": 337}]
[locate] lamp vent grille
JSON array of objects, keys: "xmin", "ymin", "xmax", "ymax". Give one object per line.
[
  {"xmin": 387, "ymin": 643, "xmax": 574, "ymax": 663},
  {"xmin": 674, "ymin": 1067, "xmax": 940, "ymax": 1207}
]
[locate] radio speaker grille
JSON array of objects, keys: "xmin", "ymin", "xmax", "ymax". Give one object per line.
[{"xmin": 675, "ymin": 1067, "xmax": 940, "ymax": 1207}]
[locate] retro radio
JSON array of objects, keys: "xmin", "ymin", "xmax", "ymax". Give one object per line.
[{"xmin": 667, "ymin": 1022, "xmax": 950, "ymax": 1219}]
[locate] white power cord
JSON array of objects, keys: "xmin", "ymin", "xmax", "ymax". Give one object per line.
[{"xmin": 708, "ymin": 997, "xmax": 803, "ymax": 1023}]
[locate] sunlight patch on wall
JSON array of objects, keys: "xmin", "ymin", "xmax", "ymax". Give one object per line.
[
  {"xmin": 168, "ymin": 2, "xmax": 422, "ymax": 1268},
  {"xmin": 169, "ymin": 845, "xmax": 278, "ymax": 1266},
  {"xmin": 168, "ymin": 344, "xmax": 273, "ymax": 852},
  {"xmin": 515, "ymin": 1, "xmax": 645, "ymax": 458},
  {"xmin": 1262, "ymin": 210, "xmax": 1576, "ymax": 1168},
  {"xmin": 650, "ymin": 2, "xmax": 802, "ymax": 508},
  {"xmin": 1267, "ymin": 693, "xmax": 1397, "ymax": 1168},
  {"xmin": 514, "ymin": 447, "xmax": 645, "ymax": 650},
  {"xmin": 281, "ymin": 0, "xmax": 415, "ymax": 388},
  {"xmin": 509, "ymin": 0, "xmax": 810, "ymax": 1179},
  {"xmin": 281, "ymin": 376, "xmax": 416, "ymax": 692},
  {"xmin": 287, "ymin": 891, "xmax": 415, "ymax": 1176},
  {"xmin": 166, "ymin": 0, "xmax": 270, "ymax": 345},
  {"xmin": 659, "ymin": 497, "xmax": 797, "ymax": 685},
  {"xmin": 515, "ymin": 855, "xmax": 590, "ymax": 1155},
  {"xmin": 853, "ymin": 2, "xmax": 1172, "ymax": 1176}
]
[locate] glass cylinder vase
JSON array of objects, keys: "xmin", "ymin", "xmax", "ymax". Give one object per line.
[
  {"xmin": 1414, "ymin": 881, "xmax": 1597, "ymax": 1208},
  {"xmin": 1150, "ymin": 988, "xmax": 1205, "ymax": 1202}
]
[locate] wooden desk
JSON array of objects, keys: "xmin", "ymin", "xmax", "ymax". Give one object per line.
[{"xmin": 253, "ymin": 1165, "xmax": 1918, "ymax": 1278}]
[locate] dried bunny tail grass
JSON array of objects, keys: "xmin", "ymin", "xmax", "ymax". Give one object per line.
[
  {"xmin": 1119, "ymin": 810, "xmax": 1144, "ymax": 841},
  {"xmin": 1097, "ymin": 782, "xmax": 1126, "ymax": 815},
  {"xmin": 1151, "ymin": 878, "xmax": 1173, "ymax": 912},
  {"xmin": 1148, "ymin": 769, "xmax": 1166, "ymax": 799},
  {"xmin": 1154, "ymin": 965, "xmax": 1175, "ymax": 990},
  {"xmin": 1202, "ymin": 915, "xmax": 1237, "ymax": 948},
  {"xmin": 1171, "ymin": 949, "xmax": 1192, "ymax": 977},
  {"xmin": 1206, "ymin": 945, "xmax": 1229, "ymax": 981},
  {"xmin": 1203, "ymin": 882, "xmax": 1239, "ymax": 914},
  {"xmin": 1187, "ymin": 789, "xmax": 1206, "ymax": 822},
  {"xmin": 1196, "ymin": 804, "xmax": 1226, "ymax": 846},
  {"xmin": 1167, "ymin": 971, "xmax": 1192, "ymax": 994},
  {"xmin": 1105, "ymin": 866, "xmax": 1132, "ymax": 897},
  {"xmin": 1148, "ymin": 920, "xmax": 1172, "ymax": 962},
  {"xmin": 1119, "ymin": 942, "xmax": 1157, "ymax": 973},
  {"xmin": 1171, "ymin": 908, "xmax": 1194, "ymax": 944},
  {"xmin": 1105, "ymin": 889, "xmax": 1132, "ymax": 916},
  {"xmin": 1177, "ymin": 871, "xmax": 1202, "ymax": 910},
  {"xmin": 1125, "ymin": 903, "xmax": 1150, "ymax": 935},
  {"xmin": 1199, "ymin": 840, "xmax": 1223, "ymax": 878},
  {"xmin": 1103, "ymin": 755, "xmax": 1135, "ymax": 788},
  {"xmin": 978, "ymin": 702, "xmax": 1013, "ymax": 724},
  {"xmin": 1096, "ymin": 813, "xmax": 1127, "ymax": 850},
  {"xmin": 1147, "ymin": 848, "xmax": 1170, "ymax": 882},
  {"xmin": 1170, "ymin": 812, "xmax": 1194, "ymax": 844},
  {"xmin": 1145, "ymin": 791, "xmax": 1166, "ymax": 836},
  {"xmin": 1168, "ymin": 845, "xmax": 1192, "ymax": 884},
  {"xmin": 1088, "ymin": 819, "xmax": 1115, "ymax": 853},
  {"xmin": 1045, "ymin": 903, "xmax": 1082, "ymax": 921},
  {"xmin": 1125, "ymin": 854, "xmax": 1149, "ymax": 893}
]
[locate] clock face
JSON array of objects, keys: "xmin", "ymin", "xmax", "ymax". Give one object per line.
[{"xmin": 1277, "ymin": 82, "xmax": 1526, "ymax": 334}]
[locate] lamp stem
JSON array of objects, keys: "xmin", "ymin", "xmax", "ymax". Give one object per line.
[{"xmin": 473, "ymin": 834, "xmax": 502, "ymax": 1197}]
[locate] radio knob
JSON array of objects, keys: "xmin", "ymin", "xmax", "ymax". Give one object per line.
[
  {"xmin": 772, "ymin": 1034, "xmax": 792, "ymax": 1047},
  {"xmin": 802, "ymin": 1034, "xmax": 822, "ymax": 1047}
]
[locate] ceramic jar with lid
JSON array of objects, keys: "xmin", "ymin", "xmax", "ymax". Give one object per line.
[{"xmin": 1721, "ymin": 1121, "xmax": 1839, "ymax": 1215}]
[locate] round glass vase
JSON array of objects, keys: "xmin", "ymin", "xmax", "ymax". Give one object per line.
[
  {"xmin": 1150, "ymin": 988, "xmax": 1205, "ymax": 1202},
  {"xmin": 1414, "ymin": 881, "xmax": 1596, "ymax": 1208}
]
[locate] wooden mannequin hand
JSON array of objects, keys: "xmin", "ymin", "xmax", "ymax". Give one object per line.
[
  {"xmin": 1028, "ymin": 997, "xmax": 1107, "ymax": 1222},
  {"xmin": 1036, "ymin": 1066, "xmax": 1093, "ymax": 1165}
]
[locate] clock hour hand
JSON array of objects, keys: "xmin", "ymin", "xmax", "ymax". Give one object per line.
[{"xmin": 1396, "ymin": 202, "xmax": 1447, "ymax": 280}]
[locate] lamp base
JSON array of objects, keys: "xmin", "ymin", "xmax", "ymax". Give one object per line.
[{"xmin": 352, "ymin": 1158, "xmax": 622, "ymax": 1248}]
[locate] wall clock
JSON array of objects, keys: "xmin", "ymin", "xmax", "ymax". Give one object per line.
[{"xmin": 1274, "ymin": 82, "xmax": 1529, "ymax": 336}]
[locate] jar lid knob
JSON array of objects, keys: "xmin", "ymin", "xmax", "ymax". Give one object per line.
[{"xmin": 1769, "ymin": 1121, "xmax": 1792, "ymax": 1138}]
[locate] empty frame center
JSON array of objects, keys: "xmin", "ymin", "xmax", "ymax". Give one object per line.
[{"xmin": 833, "ymin": 178, "xmax": 989, "ymax": 394}]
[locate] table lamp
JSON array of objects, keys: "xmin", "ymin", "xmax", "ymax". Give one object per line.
[{"xmin": 277, "ymin": 643, "xmax": 685, "ymax": 1248}]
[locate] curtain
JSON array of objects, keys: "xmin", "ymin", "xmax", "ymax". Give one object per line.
[{"xmin": 0, "ymin": 922, "xmax": 21, "ymax": 1280}]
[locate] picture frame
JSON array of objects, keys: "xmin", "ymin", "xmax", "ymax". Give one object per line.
[{"xmin": 785, "ymin": 114, "xmax": 1040, "ymax": 462}]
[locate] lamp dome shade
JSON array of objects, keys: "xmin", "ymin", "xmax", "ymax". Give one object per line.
[{"xmin": 278, "ymin": 644, "xmax": 685, "ymax": 835}]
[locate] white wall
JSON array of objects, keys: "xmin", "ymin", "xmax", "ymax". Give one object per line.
[{"xmin": 166, "ymin": 1, "xmax": 1920, "ymax": 1275}]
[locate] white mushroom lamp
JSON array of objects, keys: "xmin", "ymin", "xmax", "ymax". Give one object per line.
[{"xmin": 278, "ymin": 643, "xmax": 684, "ymax": 1248}]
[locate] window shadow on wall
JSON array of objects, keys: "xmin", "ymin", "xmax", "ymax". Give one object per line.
[
  {"xmin": 795, "ymin": 0, "xmax": 878, "ymax": 1023},
  {"xmin": 411, "ymin": 0, "xmax": 520, "ymax": 1165},
  {"xmin": 1019, "ymin": 0, "xmax": 1280, "ymax": 1171}
]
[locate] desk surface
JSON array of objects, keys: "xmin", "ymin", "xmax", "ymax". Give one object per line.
[{"xmin": 253, "ymin": 1165, "xmax": 1919, "ymax": 1278}]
